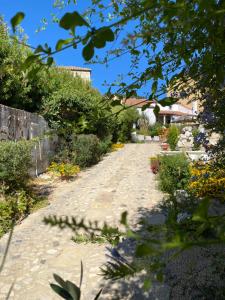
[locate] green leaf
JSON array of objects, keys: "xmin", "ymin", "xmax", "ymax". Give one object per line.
[
  {"xmin": 11, "ymin": 12, "xmax": 25, "ymax": 33},
  {"xmin": 79, "ymin": 261, "xmax": 83, "ymax": 288},
  {"xmin": 47, "ymin": 57, "xmax": 54, "ymax": 66},
  {"xmin": 111, "ymin": 100, "xmax": 121, "ymax": 107},
  {"xmin": 141, "ymin": 103, "xmax": 150, "ymax": 111},
  {"xmin": 100, "ymin": 27, "xmax": 114, "ymax": 42},
  {"xmin": 93, "ymin": 27, "xmax": 114, "ymax": 49},
  {"xmin": 65, "ymin": 281, "xmax": 81, "ymax": 300},
  {"xmin": 92, "ymin": 34, "xmax": 106, "ymax": 49},
  {"xmin": 156, "ymin": 272, "xmax": 164, "ymax": 282},
  {"xmin": 60, "ymin": 11, "xmax": 90, "ymax": 32},
  {"xmin": 143, "ymin": 278, "xmax": 152, "ymax": 291},
  {"xmin": 152, "ymin": 81, "xmax": 158, "ymax": 94},
  {"xmin": 135, "ymin": 244, "xmax": 155, "ymax": 257},
  {"xmin": 56, "ymin": 39, "xmax": 71, "ymax": 51},
  {"xmin": 153, "ymin": 105, "xmax": 160, "ymax": 116},
  {"xmin": 82, "ymin": 41, "xmax": 94, "ymax": 61},
  {"xmin": 34, "ymin": 45, "xmax": 45, "ymax": 54},
  {"xmin": 192, "ymin": 198, "xmax": 210, "ymax": 222},
  {"xmin": 93, "ymin": 289, "xmax": 103, "ymax": 300},
  {"xmin": 53, "ymin": 274, "xmax": 66, "ymax": 289},
  {"xmin": 120, "ymin": 211, "xmax": 128, "ymax": 226},
  {"xmin": 50, "ymin": 283, "xmax": 72, "ymax": 300},
  {"xmin": 159, "ymin": 97, "xmax": 177, "ymax": 107}
]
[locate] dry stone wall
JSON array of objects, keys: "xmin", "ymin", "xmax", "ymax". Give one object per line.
[{"xmin": 0, "ymin": 104, "xmax": 57, "ymax": 176}]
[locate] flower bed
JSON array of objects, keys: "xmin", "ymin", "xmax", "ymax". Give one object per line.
[
  {"xmin": 111, "ymin": 143, "xmax": 124, "ymax": 151},
  {"xmin": 189, "ymin": 163, "xmax": 225, "ymax": 200},
  {"xmin": 48, "ymin": 162, "xmax": 80, "ymax": 180}
]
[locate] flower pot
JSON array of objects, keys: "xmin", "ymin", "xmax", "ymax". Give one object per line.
[
  {"xmin": 150, "ymin": 158, "xmax": 159, "ymax": 174},
  {"xmin": 161, "ymin": 143, "xmax": 169, "ymax": 151}
]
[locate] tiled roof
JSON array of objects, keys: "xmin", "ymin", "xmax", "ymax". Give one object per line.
[
  {"xmin": 123, "ymin": 98, "xmax": 151, "ymax": 107},
  {"xmin": 58, "ymin": 66, "xmax": 92, "ymax": 72},
  {"xmin": 159, "ymin": 110, "xmax": 193, "ymax": 116}
]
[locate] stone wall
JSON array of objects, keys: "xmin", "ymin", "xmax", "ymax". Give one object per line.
[{"xmin": 0, "ymin": 104, "xmax": 57, "ymax": 176}]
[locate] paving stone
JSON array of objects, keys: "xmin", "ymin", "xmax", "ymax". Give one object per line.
[{"xmin": 0, "ymin": 144, "xmax": 165, "ymax": 299}]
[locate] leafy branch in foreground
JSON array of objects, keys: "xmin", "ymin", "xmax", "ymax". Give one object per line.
[
  {"xmin": 43, "ymin": 215, "xmax": 124, "ymax": 246},
  {"xmin": 50, "ymin": 261, "xmax": 102, "ymax": 300}
]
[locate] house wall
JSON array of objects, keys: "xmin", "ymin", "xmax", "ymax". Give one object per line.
[
  {"xmin": 0, "ymin": 104, "xmax": 58, "ymax": 176},
  {"xmin": 136, "ymin": 102, "xmax": 195, "ymax": 125},
  {"xmin": 137, "ymin": 108, "xmax": 156, "ymax": 125},
  {"xmin": 70, "ymin": 70, "xmax": 91, "ymax": 81}
]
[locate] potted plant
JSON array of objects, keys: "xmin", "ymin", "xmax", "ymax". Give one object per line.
[{"xmin": 149, "ymin": 156, "xmax": 160, "ymax": 174}]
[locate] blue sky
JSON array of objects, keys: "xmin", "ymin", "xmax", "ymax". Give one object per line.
[{"xmin": 1, "ymin": 0, "xmax": 139, "ymax": 95}]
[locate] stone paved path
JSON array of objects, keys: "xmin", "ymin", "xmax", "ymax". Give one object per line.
[{"xmin": 0, "ymin": 144, "xmax": 164, "ymax": 300}]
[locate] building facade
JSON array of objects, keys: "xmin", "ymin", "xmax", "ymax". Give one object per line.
[
  {"xmin": 124, "ymin": 98, "xmax": 197, "ymax": 125},
  {"xmin": 57, "ymin": 66, "xmax": 92, "ymax": 81}
]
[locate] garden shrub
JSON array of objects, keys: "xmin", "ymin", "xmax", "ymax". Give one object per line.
[
  {"xmin": 98, "ymin": 136, "xmax": 113, "ymax": 155},
  {"xmin": 158, "ymin": 153, "xmax": 191, "ymax": 195},
  {"xmin": 167, "ymin": 125, "xmax": 179, "ymax": 150},
  {"xmin": 113, "ymin": 107, "xmax": 139, "ymax": 142},
  {"xmin": 71, "ymin": 134, "xmax": 102, "ymax": 168},
  {"xmin": 0, "ymin": 140, "xmax": 32, "ymax": 188},
  {"xmin": 0, "ymin": 189, "xmax": 35, "ymax": 237},
  {"xmin": 149, "ymin": 122, "xmax": 163, "ymax": 137}
]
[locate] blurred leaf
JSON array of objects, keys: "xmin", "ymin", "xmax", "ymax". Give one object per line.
[
  {"xmin": 153, "ymin": 104, "xmax": 160, "ymax": 116},
  {"xmin": 159, "ymin": 97, "xmax": 177, "ymax": 107},
  {"xmin": 82, "ymin": 41, "xmax": 94, "ymax": 61},
  {"xmin": 53, "ymin": 274, "xmax": 67, "ymax": 289},
  {"xmin": 152, "ymin": 81, "xmax": 158, "ymax": 94},
  {"xmin": 135, "ymin": 244, "xmax": 155, "ymax": 257},
  {"xmin": 50, "ymin": 283, "xmax": 72, "ymax": 300},
  {"xmin": 79, "ymin": 261, "xmax": 83, "ymax": 288},
  {"xmin": 143, "ymin": 278, "xmax": 152, "ymax": 290},
  {"xmin": 93, "ymin": 289, "xmax": 103, "ymax": 300},
  {"xmin": 156, "ymin": 271, "xmax": 164, "ymax": 282},
  {"xmin": 93, "ymin": 27, "xmax": 114, "ymax": 49},
  {"xmin": 101, "ymin": 27, "xmax": 114, "ymax": 41},
  {"xmin": 11, "ymin": 12, "xmax": 25, "ymax": 33},
  {"xmin": 65, "ymin": 281, "xmax": 81, "ymax": 300},
  {"xmin": 47, "ymin": 57, "xmax": 54, "ymax": 66},
  {"xmin": 141, "ymin": 103, "xmax": 150, "ymax": 111},
  {"xmin": 56, "ymin": 39, "xmax": 72, "ymax": 51},
  {"xmin": 60, "ymin": 11, "xmax": 90, "ymax": 32},
  {"xmin": 111, "ymin": 100, "xmax": 121, "ymax": 106},
  {"xmin": 192, "ymin": 198, "xmax": 210, "ymax": 222},
  {"xmin": 34, "ymin": 45, "xmax": 45, "ymax": 54},
  {"xmin": 120, "ymin": 211, "xmax": 128, "ymax": 226}
]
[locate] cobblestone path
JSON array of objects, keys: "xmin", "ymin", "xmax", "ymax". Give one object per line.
[{"xmin": 0, "ymin": 144, "xmax": 164, "ymax": 300}]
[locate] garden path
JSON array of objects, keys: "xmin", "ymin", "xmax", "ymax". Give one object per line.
[{"xmin": 0, "ymin": 144, "xmax": 166, "ymax": 300}]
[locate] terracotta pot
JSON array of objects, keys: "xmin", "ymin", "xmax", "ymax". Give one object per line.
[
  {"xmin": 150, "ymin": 160, "xmax": 159, "ymax": 174},
  {"xmin": 161, "ymin": 143, "xmax": 169, "ymax": 151}
]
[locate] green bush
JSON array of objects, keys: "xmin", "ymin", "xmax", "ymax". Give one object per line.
[
  {"xmin": 158, "ymin": 154, "xmax": 191, "ymax": 195},
  {"xmin": 0, "ymin": 189, "xmax": 35, "ymax": 237},
  {"xmin": 167, "ymin": 125, "xmax": 179, "ymax": 150},
  {"xmin": 71, "ymin": 134, "xmax": 102, "ymax": 168},
  {"xmin": 0, "ymin": 140, "xmax": 32, "ymax": 188},
  {"xmin": 113, "ymin": 107, "xmax": 139, "ymax": 142},
  {"xmin": 99, "ymin": 136, "xmax": 113, "ymax": 155},
  {"xmin": 149, "ymin": 122, "xmax": 163, "ymax": 137}
]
